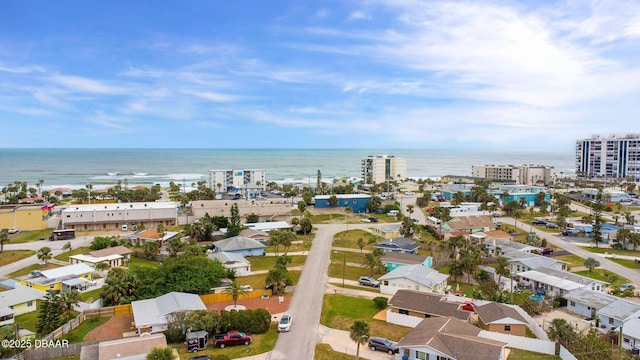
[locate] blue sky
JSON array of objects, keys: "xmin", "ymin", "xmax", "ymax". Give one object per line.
[{"xmin": 1, "ymin": 1, "xmax": 639, "ymax": 150}]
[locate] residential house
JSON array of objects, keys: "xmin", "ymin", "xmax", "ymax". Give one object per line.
[
  {"xmin": 386, "ymin": 290, "xmax": 476, "ymax": 327},
  {"xmin": 134, "ymin": 229, "xmax": 180, "ymax": 248},
  {"xmin": 618, "ymin": 315, "xmax": 640, "ymax": 351},
  {"xmin": 0, "ymin": 307, "xmax": 13, "ymax": 327},
  {"xmin": 378, "ymin": 264, "xmax": 449, "ymax": 295},
  {"xmin": 239, "ymin": 228, "xmax": 270, "ymax": 244},
  {"xmin": 208, "ymin": 252, "xmax": 252, "ymax": 276},
  {"xmin": 374, "ymin": 237, "xmax": 419, "ymax": 255},
  {"xmin": 381, "ymin": 252, "xmax": 430, "ymax": 272},
  {"xmin": 563, "ymin": 288, "xmax": 621, "ymax": 319},
  {"xmin": 131, "ymin": 292, "xmax": 207, "ymax": 334},
  {"xmin": 475, "ymin": 302, "xmax": 528, "ymax": 337},
  {"xmin": 61, "ymin": 202, "xmax": 177, "ymax": 231},
  {"xmin": 370, "ymin": 223, "xmax": 402, "ymax": 239},
  {"xmin": 80, "ymin": 333, "xmax": 168, "ymax": 360},
  {"xmin": 0, "ymin": 284, "xmax": 46, "ymax": 317},
  {"xmin": 244, "ymin": 221, "xmax": 293, "ymax": 233},
  {"xmin": 396, "ymin": 316, "xmax": 507, "ymax": 360},
  {"xmin": 69, "ymin": 245, "xmax": 132, "ymax": 268},
  {"xmin": 442, "ymin": 215, "xmax": 497, "ymax": 240},
  {"xmin": 213, "ymin": 236, "xmax": 266, "ymax": 256},
  {"xmin": 517, "ymin": 267, "xmax": 607, "ymax": 297},
  {"xmin": 598, "ymin": 299, "xmax": 640, "ymax": 331},
  {"xmin": 507, "ymin": 252, "xmax": 568, "ymax": 273},
  {"xmin": 19, "ymin": 263, "xmax": 93, "ymax": 292}
]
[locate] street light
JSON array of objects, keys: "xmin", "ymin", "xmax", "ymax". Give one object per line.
[{"xmin": 334, "ymin": 251, "xmax": 346, "ymax": 288}]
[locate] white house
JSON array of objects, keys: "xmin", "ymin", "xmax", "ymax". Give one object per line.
[
  {"xmin": 208, "ymin": 252, "xmax": 252, "ymax": 276},
  {"xmin": 378, "ymin": 264, "xmax": 449, "ymax": 295},
  {"xmin": 517, "ymin": 267, "xmax": 607, "ymax": 297},
  {"xmin": 564, "ymin": 288, "xmax": 619, "ymax": 319},
  {"xmin": 619, "ymin": 314, "xmax": 640, "ymax": 351},
  {"xmin": 131, "ymin": 292, "xmax": 207, "ymax": 334}
]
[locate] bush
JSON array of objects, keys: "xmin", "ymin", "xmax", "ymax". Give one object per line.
[
  {"xmin": 219, "ymin": 308, "xmax": 272, "ymax": 334},
  {"xmin": 373, "ymin": 297, "xmax": 388, "ymax": 309}
]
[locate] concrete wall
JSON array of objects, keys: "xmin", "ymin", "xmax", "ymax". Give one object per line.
[{"xmin": 0, "ymin": 205, "xmax": 49, "ymax": 231}]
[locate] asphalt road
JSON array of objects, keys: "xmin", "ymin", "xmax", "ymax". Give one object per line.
[{"xmin": 501, "ymin": 217, "xmax": 640, "ymax": 288}]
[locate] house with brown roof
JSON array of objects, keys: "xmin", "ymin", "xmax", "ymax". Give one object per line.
[
  {"xmin": 239, "ymin": 228, "xmax": 270, "ymax": 244},
  {"xmin": 442, "ymin": 215, "xmax": 497, "ymax": 240},
  {"xmin": 475, "ymin": 302, "xmax": 529, "ymax": 337},
  {"xmin": 386, "ymin": 289, "xmax": 475, "ymax": 327},
  {"xmin": 396, "ymin": 316, "xmax": 507, "ymax": 360},
  {"xmin": 134, "ymin": 229, "xmax": 180, "ymax": 248}
]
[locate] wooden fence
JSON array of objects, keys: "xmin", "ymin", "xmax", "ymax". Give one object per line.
[{"xmin": 200, "ymin": 289, "xmax": 272, "ymax": 304}]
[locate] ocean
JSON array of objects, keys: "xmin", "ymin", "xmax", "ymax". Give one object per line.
[{"xmin": 0, "ymin": 148, "xmax": 575, "ymax": 191}]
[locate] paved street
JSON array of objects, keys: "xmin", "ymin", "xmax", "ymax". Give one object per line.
[{"xmin": 501, "ymin": 217, "xmax": 640, "ymax": 288}]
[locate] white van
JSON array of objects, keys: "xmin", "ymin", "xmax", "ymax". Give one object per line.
[
  {"xmin": 121, "ymin": 224, "xmax": 128, "ymax": 231},
  {"xmin": 387, "ymin": 210, "xmax": 399, "ymax": 216}
]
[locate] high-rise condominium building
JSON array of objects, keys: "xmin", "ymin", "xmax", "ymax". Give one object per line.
[
  {"xmin": 576, "ymin": 134, "xmax": 640, "ymax": 180},
  {"xmin": 209, "ymin": 169, "xmax": 266, "ymax": 194},
  {"xmin": 361, "ymin": 155, "xmax": 407, "ymax": 184},
  {"xmin": 472, "ymin": 164, "xmax": 554, "ymax": 185}
]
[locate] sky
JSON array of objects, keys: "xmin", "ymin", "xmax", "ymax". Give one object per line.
[{"xmin": 1, "ymin": 1, "xmax": 639, "ymax": 151}]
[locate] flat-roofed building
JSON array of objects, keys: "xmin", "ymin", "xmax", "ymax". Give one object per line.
[
  {"xmin": 209, "ymin": 169, "xmax": 266, "ymax": 196},
  {"xmin": 361, "ymin": 154, "xmax": 407, "ymax": 184},
  {"xmin": 472, "ymin": 164, "xmax": 554, "ymax": 185},
  {"xmin": 576, "ymin": 133, "xmax": 640, "ymax": 180},
  {"xmin": 61, "ymin": 202, "xmax": 177, "ymax": 231}
]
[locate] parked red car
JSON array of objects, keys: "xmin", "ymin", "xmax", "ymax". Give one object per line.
[{"xmin": 213, "ymin": 331, "xmax": 252, "ymax": 348}]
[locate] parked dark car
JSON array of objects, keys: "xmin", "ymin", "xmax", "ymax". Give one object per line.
[
  {"xmin": 540, "ymin": 248, "xmax": 553, "ymax": 255},
  {"xmin": 368, "ymin": 336, "xmax": 398, "ymax": 354},
  {"xmin": 189, "ymin": 356, "xmax": 211, "ymax": 360},
  {"xmin": 562, "ymin": 229, "xmax": 580, "ymax": 236},
  {"xmin": 545, "ymin": 223, "xmax": 558, "ymax": 229},
  {"xmin": 532, "ymin": 220, "xmax": 547, "ymax": 226},
  {"xmin": 368, "ymin": 217, "xmax": 379, "ymax": 222}
]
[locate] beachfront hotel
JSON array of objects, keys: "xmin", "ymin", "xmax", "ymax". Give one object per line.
[
  {"xmin": 208, "ymin": 169, "xmax": 266, "ymax": 195},
  {"xmin": 471, "ymin": 164, "xmax": 554, "ymax": 185},
  {"xmin": 361, "ymin": 154, "xmax": 407, "ymax": 184},
  {"xmin": 576, "ymin": 134, "xmax": 640, "ymax": 180}
]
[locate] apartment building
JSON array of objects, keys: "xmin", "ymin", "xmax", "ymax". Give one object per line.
[
  {"xmin": 361, "ymin": 154, "xmax": 407, "ymax": 184},
  {"xmin": 208, "ymin": 169, "xmax": 266, "ymax": 195},
  {"xmin": 472, "ymin": 164, "xmax": 554, "ymax": 185},
  {"xmin": 576, "ymin": 134, "xmax": 640, "ymax": 180}
]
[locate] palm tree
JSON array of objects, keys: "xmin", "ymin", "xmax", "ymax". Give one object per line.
[
  {"xmin": 37, "ymin": 246, "xmax": 53, "ymax": 266},
  {"xmin": 94, "ymin": 262, "xmax": 110, "ymax": 273},
  {"xmin": 357, "ymin": 238, "xmax": 365, "ymax": 253},
  {"xmin": 495, "ymin": 256, "xmax": 510, "ymax": 287},
  {"xmin": 62, "ymin": 241, "xmax": 72, "ymax": 253},
  {"xmin": 349, "ymin": 320, "xmax": 370, "ymax": 360},
  {"xmin": 265, "ymin": 266, "xmax": 288, "ymax": 295},
  {"xmin": 143, "ymin": 241, "xmax": 159, "ymax": 259},
  {"xmin": 222, "ymin": 279, "xmax": 249, "ymax": 307},
  {"xmin": 0, "ymin": 232, "xmax": 8, "ymax": 253},
  {"xmin": 406, "ymin": 204, "xmax": 415, "ymax": 218},
  {"xmin": 59, "ymin": 290, "xmax": 81, "ymax": 318},
  {"xmin": 584, "ymin": 257, "xmax": 600, "ymax": 273}
]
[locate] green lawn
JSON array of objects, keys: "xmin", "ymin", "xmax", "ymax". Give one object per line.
[
  {"xmin": 0, "ymin": 250, "xmax": 35, "ymax": 267},
  {"xmin": 586, "ymin": 247, "xmax": 640, "ymax": 257},
  {"xmin": 554, "ymin": 255, "xmax": 585, "ymax": 269},
  {"xmin": 328, "ymin": 263, "xmax": 369, "ymax": 282},
  {"xmin": 15, "ymin": 304, "xmax": 42, "ymax": 332},
  {"xmin": 573, "ymin": 269, "xmax": 628, "ymax": 286},
  {"xmin": 249, "ymin": 255, "xmax": 307, "ymax": 271},
  {"xmin": 332, "ymin": 229, "xmax": 381, "ymax": 249},
  {"xmin": 173, "ymin": 324, "xmax": 279, "ymax": 359},
  {"xmin": 54, "ymin": 246, "xmax": 91, "ymax": 262},
  {"xmin": 320, "ymin": 294, "xmax": 411, "ymax": 341},
  {"xmin": 609, "ymin": 258, "xmax": 640, "ymax": 269},
  {"xmin": 314, "ymin": 343, "xmax": 355, "ymax": 360},
  {"xmin": 508, "ymin": 348, "xmax": 561, "ymax": 359},
  {"xmin": 8, "ymin": 263, "xmax": 62, "ymax": 278},
  {"xmin": 6, "ymin": 229, "xmax": 54, "ymax": 244},
  {"xmin": 62, "ymin": 317, "xmax": 110, "ymax": 343},
  {"xmin": 80, "ymin": 287, "xmax": 103, "ymax": 302},
  {"xmin": 238, "ymin": 270, "xmax": 301, "ymax": 291}
]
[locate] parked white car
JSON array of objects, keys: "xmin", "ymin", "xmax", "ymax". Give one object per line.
[{"xmin": 278, "ymin": 314, "xmax": 292, "ymax": 332}]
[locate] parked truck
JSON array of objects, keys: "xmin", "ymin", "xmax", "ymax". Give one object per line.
[{"xmin": 213, "ymin": 331, "xmax": 252, "ymax": 348}]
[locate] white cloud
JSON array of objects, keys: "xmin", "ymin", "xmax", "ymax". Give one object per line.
[
  {"xmin": 48, "ymin": 74, "xmax": 131, "ymax": 95},
  {"xmin": 349, "ymin": 11, "xmax": 371, "ymax": 20}
]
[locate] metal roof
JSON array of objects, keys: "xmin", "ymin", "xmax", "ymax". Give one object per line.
[
  {"xmin": 563, "ymin": 288, "xmax": 618, "ymax": 310},
  {"xmin": 379, "ymin": 264, "xmax": 449, "ymax": 288},
  {"xmin": 213, "ymin": 236, "xmax": 265, "ymax": 252},
  {"xmin": 132, "ymin": 292, "xmax": 206, "ymax": 328},
  {"xmin": 40, "ymin": 263, "xmax": 93, "ymax": 279},
  {"xmin": 0, "ymin": 285, "xmax": 46, "ymax": 308},
  {"xmin": 599, "ymin": 299, "xmax": 640, "ymax": 321}
]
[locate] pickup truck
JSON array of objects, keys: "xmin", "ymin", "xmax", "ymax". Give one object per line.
[{"xmin": 213, "ymin": 331, "xmax": 252, "ymax": 348}]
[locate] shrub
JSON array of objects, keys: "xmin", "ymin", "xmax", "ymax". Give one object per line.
[{"xmin": 373, "ymin": 297, "xmax": 388, "ymax": 309}]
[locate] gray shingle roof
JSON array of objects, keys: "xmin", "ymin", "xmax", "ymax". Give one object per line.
[
  {"xmin": 213, "ymin": 236, "xmax": 266, "ymax": 252},
  {"xmin": 388, "ymin": 290, "xmax": 471, "ymax": 320},
  {"xmin": 475, "ymin": 302, "xmax": 527, "ymax": 325},
  {"xmin": 378, "ymin": 264, "xmax": 449, "ymax": 288}
]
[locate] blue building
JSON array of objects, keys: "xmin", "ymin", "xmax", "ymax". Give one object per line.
[{"xmin": 314, "ymin": 194, "xmax": 371, "ymax": 213}]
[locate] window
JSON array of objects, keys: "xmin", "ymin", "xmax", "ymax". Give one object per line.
[
  {"xmin": 399, "ymin": 309, "xmax": 409, "ymax": 315},
  {"xmin": 504, "ymin": 325, "xmax": 511, "ymax": 331},
  {"xmin": 27, "ymin": 301, "xmax": 33, "ymax": 307},
  {"xmin": 416, "ymin": 351, "xmax": 428, "ymax": 360},
  {"xmin": 609, "ymin": 318, "xmax": 614, "ymax": 325},
  {"xmin": 425, "ymin": 314, "xmax": 431, "ymax": 318}
]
